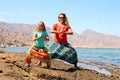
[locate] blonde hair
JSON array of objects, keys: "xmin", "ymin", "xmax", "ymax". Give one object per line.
[
  {"xmin": 58, "ymin": 13, "xmax": 69, "ymax": 26},
  {"xmin": 34, "ymin": 21, "xmax": 46, "ymax": 32}
]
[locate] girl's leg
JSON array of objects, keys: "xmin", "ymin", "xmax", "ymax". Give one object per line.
[
  {"xmin": 41, "ymin": 48, "xmax": 51, "ymax": 69},
  {"xmin": 25, "ymin": 49, "xmax": 32, "ymax": 67},
  {"xmin": 35, "ymin": 59, "xmax": 42, "ymax": 66},
  {"xmin": 35, "ymin": 48, "xmax": 44, "ymax": 66},
  {"xmin": 25, "ymin": 46, "xmax": 37, "ymax": 67}
]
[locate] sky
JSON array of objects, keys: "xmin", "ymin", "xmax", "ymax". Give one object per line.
[{"xmin": 0, "ymin": 0, "xmax": 120, "ymax": 36}]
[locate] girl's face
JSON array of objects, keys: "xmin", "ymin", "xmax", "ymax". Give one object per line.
[{"xmin": 38, "ymin": 22, "xmax": 44, "ymax": 31}]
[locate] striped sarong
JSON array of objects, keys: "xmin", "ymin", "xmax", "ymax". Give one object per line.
[{"xmin": 47, "ymin": 41, "xmax": 78, "ymax": 64}]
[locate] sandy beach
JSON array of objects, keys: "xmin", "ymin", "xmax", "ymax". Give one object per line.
[{"xmin": 0, "ymin": 50, "xmax": 120, "ymax": 80}]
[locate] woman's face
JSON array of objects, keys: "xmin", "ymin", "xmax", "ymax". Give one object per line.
[{"xmin": 58, "ymin": 15, "xmax": 66, "ymax": 23}]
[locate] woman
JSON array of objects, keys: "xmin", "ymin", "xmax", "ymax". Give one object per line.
[{"xmin": 50, "ymin": 13, "xmax": 78, "ymax": 68}]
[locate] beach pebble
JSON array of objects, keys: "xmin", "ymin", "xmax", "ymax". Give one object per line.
[{"xmin": 0, "ymin": 70, "xmax": 3, "ymax": 73}]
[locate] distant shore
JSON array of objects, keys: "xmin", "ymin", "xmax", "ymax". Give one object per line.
[
  {"xmin": 1, "ymin": 45, "xmax": 120, "ymax": 49},
  {"xmin": 0, "ymin": 50, "xmax": 120, "ymax": 80}
]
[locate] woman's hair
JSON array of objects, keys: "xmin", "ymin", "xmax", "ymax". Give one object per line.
[
  {"xmin": 58, "ymin": 13, "xmax": 69, "ymax": 26},
  {"xmin": 34, "ymin": 21, "xmax": 46, "ymax": 32}
]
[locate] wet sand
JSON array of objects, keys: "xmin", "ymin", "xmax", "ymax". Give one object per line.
[{"xmin": 0, "ymin": 50, "xmax": 120, "ymax": 80}]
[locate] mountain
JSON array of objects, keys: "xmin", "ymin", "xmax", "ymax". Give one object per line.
[
  {"xmin": 0, "ymin": 22, "xmax": 120, "ymax": 48},
  {"xmin": 0, "ymin": 22, "xmax": 34, "ymax": 46},
  {"xmin": 78, "ymin": 29, "xmax": 120, "ymax": 48}
]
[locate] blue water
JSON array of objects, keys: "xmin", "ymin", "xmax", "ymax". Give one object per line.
[
  {"xmin": 0, "ymin": 46, "xmax": 29, "ymax": 53},
  {"xmin": 0, "ymin": 47, "xmax": 120, "ymax": 65},
  {"xmin": 76, "ymin": 48, "xmax": 120, "ymax": 65}
]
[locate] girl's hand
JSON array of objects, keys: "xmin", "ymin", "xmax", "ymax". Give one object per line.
[
  {"xmin": 38, "ymin": 33, "xmax": 42, "ymax": 38},
  {"xmin": 45, "ymin": 36, "xmax": 49, "ymax": 41},
  {"xmin": 33, "ymin": 34, "xmax": 42, "ymax": 41}
]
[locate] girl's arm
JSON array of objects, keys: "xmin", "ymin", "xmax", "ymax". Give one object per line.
[
  {"xmin": 33, "ymin": 34, "xmax": 38, "ymax": 41},
  {"xmin": 33, "ymin": 33, "xmax": 42, "ymax": 41}
]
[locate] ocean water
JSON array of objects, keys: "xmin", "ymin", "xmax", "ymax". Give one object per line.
[
  {"xmin": 0, "ymin": 47, "xmax": 120, "ymax": 65},
  {"xmin": 0, "ymin": 46, "xmax": 29, "ymax": 53},
  {"xmin": 76, "ymin": 48, "xmax": 120, "ymax": 65}
]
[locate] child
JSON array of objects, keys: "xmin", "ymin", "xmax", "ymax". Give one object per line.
[{"xmin": 25, "ymin": 21, "xmax": 51, "ymax": 68}]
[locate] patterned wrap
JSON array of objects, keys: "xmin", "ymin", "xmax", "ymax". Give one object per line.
[{"xmin": 47, "ymin": 41, "xmax": 78, "ymax": 64}]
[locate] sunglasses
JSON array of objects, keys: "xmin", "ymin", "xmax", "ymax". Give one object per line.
[{"xmin": 59, "ymin": 17, "xmax": 65, "ymax": 19}]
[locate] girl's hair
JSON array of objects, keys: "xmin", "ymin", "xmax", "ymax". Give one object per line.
[
  {"xmin": 34, "ymin": 21, "xmax": 46, "ymax": 32},
  {"xmin": 58, "ymin": 13, "xmax": 69, "ymax": 26}
]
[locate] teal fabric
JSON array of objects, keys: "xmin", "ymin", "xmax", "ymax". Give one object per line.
[
  {"xmin": 34, "ymin": 31, "xmax": 48, "ymax": 48},
  {"xmin": 47, "ymin": 41, "xmax": 78, "ymax": 64}
]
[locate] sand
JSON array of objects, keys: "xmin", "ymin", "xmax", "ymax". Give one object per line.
[{"xmin": 0, "ymin": 50, "xmax": 120, "ymax": 80}]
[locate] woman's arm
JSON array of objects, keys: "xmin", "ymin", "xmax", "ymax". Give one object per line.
[
  {"xmin": 50, "ymin": 26, "xmax": 58, "ymax": 33},
  {"xmin": 64, "ymin": 27, "xmax": 73, "ymax": 35}
]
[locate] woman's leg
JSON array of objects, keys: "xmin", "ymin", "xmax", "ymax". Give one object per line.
[
  {"xmin": 61, "ymin": 43, "xmax": 78, "ymax": 68},
  {"xmin": 46, "ymin": 51, "xmax": 51, "ymax": 69}
]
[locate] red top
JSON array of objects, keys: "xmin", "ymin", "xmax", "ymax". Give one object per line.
[{"xmin": 52, "ymin": 23, "xmax": 71, "ymax": 44}]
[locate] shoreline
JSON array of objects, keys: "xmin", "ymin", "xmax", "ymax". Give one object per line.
[
  {"xmin": 77, "ymin": 58, "xmax": 120, "ymax": 76},
  {"xmin": 0, "ymin": 50, "xmax": 120, "ymax": 80},
  {"xmin": 1, "ymin": 45, "xmax": 120, "ymax": 49}
]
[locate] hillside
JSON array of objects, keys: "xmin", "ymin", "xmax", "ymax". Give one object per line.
[
  {"xmin": 78, "ymin": 29, "xmax": 120, "ymax": 48},
  {"xmin": 0, "ymin": 22, "xmax": 120, "ymax": 48}
]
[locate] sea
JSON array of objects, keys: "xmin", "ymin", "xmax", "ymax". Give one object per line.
[
  {"xmin": 0, "ymin": 46, "xmax": 120, "ymax": 65},
  {"xmin": 0, "ymin": 46, "xmax": 120, "ymax": 75}
]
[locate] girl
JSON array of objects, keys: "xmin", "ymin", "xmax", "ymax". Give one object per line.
[{"xmin": 25, "ymin": 21, "xmax": 51, "ymax": 68}]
